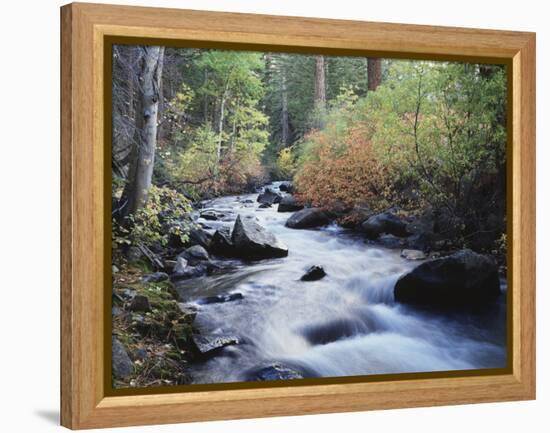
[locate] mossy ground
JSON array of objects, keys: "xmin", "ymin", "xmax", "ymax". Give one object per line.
[{"xmin": 112, "ymin": 257, "xmax": 196, "ymax": 388}]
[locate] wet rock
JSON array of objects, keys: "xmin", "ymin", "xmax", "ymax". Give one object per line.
[
  {"xmin": 196, "ymin": 293, "xmax": 244, "ymax": 304},
  {"xmin": 191, "ymin": 335, "xmax": 239, "ymax": 358},
  {"xmin": 178, "ymin": 245, "xmax": 210, "ymax": 265},
  {"xmin": 361, "ymin": 212, "xmax": 409, "ymax": 239},
  {"xmin": 257, "ymin": 188, "xmax": 282, "ymax": 205},
  {"xmin": 376, "ymin": 234, "xmax": 404, "ymax": 249},
  {"xmin": 171, "ymin": 264, "xmax": 208, "ymax": 281},
  {"xmin": 285, "ymin": 208, "xmax": 330, "ymax": 229},
  {"xmin": 142, "ymin": 272, "xmax": 169, "ymax": 283},
  {"xmin": 200, "ymin": 209, "xmax": 223, "ymax": 221},
  {"xmin": 277, "ymin": 195, "xmax": 304, "ymax": 213},
  {"xmin": 400, "ymin": 249, "xmax": 427, "ymax": 260},
  {"xmin": 171, "ymin": 257, "xmax": 208, "ymax": 280},
  {"xmin": 231, "ymin": 215, "xmax": 288, "ymax": 259},
  {"xmin": 188, "ymin": 227, "xmax": 213, "ymax": 250},
  {"xmin": 301, "ymin": 318, "xmax": 369, "ymax": 345},
  {"xmin": 250, "ymin": 363, "xmax": 303, "ymax": 381},
  {"xmin": 177, "ymin": 303, "xmax": 198, "ymax": 323},
  {"xmin": 210, "ymin": 227, "xmax": 236, "ymax": 256},
  {"xmin": 258, "ymin": 203, "xmax": 272, "ymax": 209},
  {"xmin": 300, "ymin": 265, "xmax": 326, "ymax": 281},
  {"xmin": 394, "ymin": 249, "xmax": 500, "ymax": 309},
  {"xmin": 128, "ymin": 295, "xmax": 151, "ymax": 312},
  {"xmin": 112, "ymin": 337, "xmax": 133, "ymax": 379},
  {"xmin": 279, "ymin": 182, "xmax": 293, "ymax": 193}
]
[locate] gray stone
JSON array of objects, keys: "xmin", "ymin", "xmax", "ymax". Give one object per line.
[
  {"xmin": 361, "ymin": 212, "xmax": 409, "ymax": 239},
  {"xmin": 285, "ymin": 208, "xmax": 330, "ymax": 229},
  {"xmin": 231, "ymin": 215, "xmax": 288, "ymax": 259},
  {"xmin": 394, "ymin": 249, "xmax": 501, "ymax": 309},
  {"xmin": 112, "ymin": 337, "xmax": 133, "ymax": 379},
  {"xmin": 277, "ymin": 195, "xmax": 304, "ymax": 212}
]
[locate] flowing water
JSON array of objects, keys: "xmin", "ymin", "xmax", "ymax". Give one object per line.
[{"xmin": 176, "ymin": 182, "xmax": 507, "ymax": 384}]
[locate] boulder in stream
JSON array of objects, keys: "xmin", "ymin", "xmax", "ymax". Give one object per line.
[
  {"xmin": 277, "ymin": 195, "xmax": 304, "ymax": 213},
  {"xmin": 191, "ymin": 335, "xmax": 239, "ymax": 358},
  {"xmin": 249, "ymin": 363, "xmax": 303, "ymax": 381},
  {"xmin": 257, "ymin": 188, "xmax": 282, "ymax": 205},
  {"xmin": 231, "ymin": 215, "xmax": 288, "ymax": 259},
  {"xmin": 360, "ymin": 211, "xmax": 409, "ymax": 239},
  {"xmin": 394, "ymin": 249, "xmax": 500, "ymax": 309},
  {"xmin": 171, "ymin": 257, "xmax": 208, "ymax": 280},
  {"xmin": 278, "ymin": 182, "xmax": 294, "ymax": 193},
  {"xmin": 196, "ymin": 293, "xmax": 244, "ymax": 305},
  {"xmin": 285, "ymin": 208, "xmax": 330, "ymax": 229},
  {"xmin": 210, "ymin": 227, "xmax": 236, "ymax": 257},
  {"xmin": 300, "ymin": 265, "xmax": 326, "ymax": 281},
  {"xmin": 178, "ymin": 245, "xmax": 210, "ymax": 263}
]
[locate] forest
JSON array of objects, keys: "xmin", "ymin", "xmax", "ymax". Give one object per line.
[{"xmin": 111, "ymin": 46, "xmax": 508, "ymax": 388}]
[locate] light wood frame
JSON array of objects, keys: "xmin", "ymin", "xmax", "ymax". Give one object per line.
[{"xmin": 61, "ymin": 2, "xmax": 536, "ymax": 429}]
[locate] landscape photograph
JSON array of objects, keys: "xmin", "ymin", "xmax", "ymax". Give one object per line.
[{"xmin": 110, "ymin": 45, "xmax": 508, "ymax": 389}]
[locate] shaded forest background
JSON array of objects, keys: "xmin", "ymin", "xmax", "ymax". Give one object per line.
[{"xmin": 112, "ymin": 46, "xmax": 507, "ymax": 257}]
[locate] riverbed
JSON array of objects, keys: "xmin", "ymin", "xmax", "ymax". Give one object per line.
[{"xmin": 175, "ymin": 183, "xmax": 507, "ymax": 384}]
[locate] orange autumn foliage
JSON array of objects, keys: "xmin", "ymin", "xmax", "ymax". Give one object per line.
[{"xmin": 295, "ymin": 125, "xmax": 390, "ymax": 210}]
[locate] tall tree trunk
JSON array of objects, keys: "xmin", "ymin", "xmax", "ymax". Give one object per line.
[
  {"xmin": 367, "ymin": 58, "xmax": 382, "ymax": 91},
  {"xmin": 203, "ymin": 69, "xmax": 209, "ymax": 122},
  {"xmin": 217, "ymin": 88, "xmax": 228, "ymax": 163},
  {"xmin": 281, "ymin": 66, "xmax": 289, "ymax": 148},
  {"xmin": 122, "ymin": 46, "xmax": 165, "ymax": 217},
  {"xmin": 314, "ymin": 55, "xmax": 326, "ymax": 107}
]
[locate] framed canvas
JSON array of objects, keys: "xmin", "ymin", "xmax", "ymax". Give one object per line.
[{"xmin": 60, "ymin": 2, "xmax": 536, "ymax": 429}]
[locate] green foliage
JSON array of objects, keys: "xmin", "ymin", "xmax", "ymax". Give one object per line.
[
  {"xmin": 295, "ymin": 60, "xmax": 507, "ymax": 244},
  {"xmin": 113, "ymin": 185, "xmax": 193, "ymax": 248}
]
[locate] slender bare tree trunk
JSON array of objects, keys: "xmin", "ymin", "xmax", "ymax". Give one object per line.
[
  {"xmin": 203, "ymin": 69, "xmax": 209, "ymax": 122},
  {"xmin": 367, "ymin": 58, "xmax": 382, "ymax": 91},
  {"xmin": 217, "ymin": 88, "xmax": 228, "ymax": 163},
  {"xmin": 281, "ymin": 66, "xmax": 289, "ymax": 148},
  {"xmin": 314, "ymin": 55, "xmax": 326, "ymax": 107},
  {"xmin": 123, "ymin": 46, "xmax": 165, "ymax": 217}
]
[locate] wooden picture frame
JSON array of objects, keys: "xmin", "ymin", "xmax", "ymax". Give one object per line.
[{"xmin": 60, "ymin": 2, "xmax": 536, "ymax": 429}]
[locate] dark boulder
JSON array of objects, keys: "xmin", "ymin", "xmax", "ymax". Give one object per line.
[
  {"xmin": 188, "ymin": 227, "xmax": 213, "ymax": 250},
  {"xmin": 210, "ymin": 227, "xmax": 236, "ymax": 257},
  {"xmin": 258, "ymin": 203, "xmax": 272, "ymax": 209},
  {"xmin": 196, "ymin": 293, "xmax": 244, "ymax": 305},
  {"xmin": 361, "ymin": 212, "xmax": 409, "ymax": 239},
  {"xmin": 178, "ymin": 245, "xmax": 210, "ymax": 265},
  {"xmin": 142, "ymin": 272, "xmax": 169, "ymax": 283},
  {"xmin": 277, "ymin": 195, "xmax": 304, "ymax": 213},
  {"xmin": 112, "ymin": 337, "xmax": 133, "ymax": 379},
  {"xmin": 257, "ymin": 188, "xmax": 282, "ymax": 205},
  {"xmin": 249, "ymin": 363, "xmax": 303, "ymax": 381},
  {"xmin": 278, "ymin": 182, "xmax": 294, "ymax": 193},
  {"xmin": 285, "ymin": 208, "xmax": 330, "ymax": 229},
  {"xmin": 200, "ymin": 209, "xmax": 223, "ymax": 221},
  {"xmin": 128, "ymin": 295, "xmax": 151, "ymax": 312},
  {"xmin": 394, "ymin": 249, "xmax": 501, "ymax": 309},
  {"xmin": 171, "ymin": 257, "xmax": 208, "ymax": 281},
  {"xmin": 300, "ymin": 265, "xmax": 326, "ymax": 281},
  {"xmin": 231, "ymin": 215, "xmax": 288, "ymax": 259}
]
